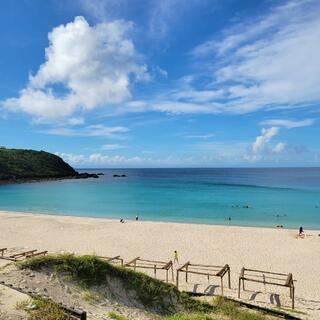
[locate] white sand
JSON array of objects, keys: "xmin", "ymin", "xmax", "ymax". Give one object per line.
[{"xmin": 0, "ymin": 210, "xmax": 319, "ymax": 317}]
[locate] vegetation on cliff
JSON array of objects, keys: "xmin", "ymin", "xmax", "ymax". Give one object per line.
[{"xmin": 0, "ymin": 147, "xmax": 98, "ymax": 181}]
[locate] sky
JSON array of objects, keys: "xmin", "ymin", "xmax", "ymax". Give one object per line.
[{"xmin": 0, "ymin": 0, "xmax": 320, "ymax": 168}]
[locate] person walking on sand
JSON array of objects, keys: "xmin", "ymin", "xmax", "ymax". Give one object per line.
[{"xmin": 174, "ymin": 250, "xmax": 179, "ymax": 264}]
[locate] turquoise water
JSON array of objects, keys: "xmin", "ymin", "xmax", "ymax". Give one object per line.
[{"xmin": 0, "ymin": 168, "xmax": 320, "ymax": 229}]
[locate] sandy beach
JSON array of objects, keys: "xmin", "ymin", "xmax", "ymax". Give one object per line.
[{"xmin": 0, "ymin": 210, "xmax": 319, "ymax": 318}]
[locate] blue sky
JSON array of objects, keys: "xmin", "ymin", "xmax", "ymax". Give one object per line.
[{"xmin": 1, "ymin": 0, "xmax": 320, "ymax": 168}]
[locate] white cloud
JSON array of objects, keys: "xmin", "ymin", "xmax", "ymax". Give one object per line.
[
  {"xmin": 148, "ymin": 0, "xmax": 180, "ymax": 38},
  {"xmin": 260, "ymin": 118, "xmax": 315, "ymax": 129},
  {"xmin": 42, "ymin": 124, "xmax": 129, "ymax": 138},
  {"xmin": 185, "ymin": 133, "xmax": 215, "ymax": 139},
  {"xmin": 148, "ymin": 0, "xmax": 206, "ymax": 39},
  {"xmin": 251, "ymin": 127, "xmax": 279, "ymax": 154},
  {"xmin": 187, "ymin": 0, "xmax": 320, "ymax": 114},
  {"xmin": 246, "ymin": 127, "xmax": 280, "ymax": 161},
  {"xmin": 152, "ymin": 101, "xmax": 220, "ymax": 114},
  {"xmin": 272, "ymin": 142, "xmax": 287, "ymax": 154},
  {"xmin": 79, "ymin": 0, "xmax": 125, "ymax": 21},
  {"xmin": 101, "ymin": 143, "xmax": 126, "ymax": 150},
  {"xmin": 56, "ymin": 152, "xmax": 144, "ymax": 166},
  {"xmin": 67, "ymin": 117, "xmax": 85, "ymax": 126},
  {"xmin": 3, "ymin": 16, "xmax": 148, "ymax": 120}
]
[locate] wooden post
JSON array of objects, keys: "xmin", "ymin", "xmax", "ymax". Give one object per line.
[
  {"xmin": 171, "ymin": 264, "xmax": 174, "ymax": 282},
  {"xmin": 154, "ymin": 265, "xmax": 156, "ymax": 278},
  {"xmin": 239, "ymin": 267, "xmax": 245, "ymax": 292},
  {"xmin": 185, "ymin": 264, "xmax": 188, "ymax": 282},
  {"xmin": 292, "ymin": 286, "xmax": 295, "ymax": 309},
  {"xmin": 0, "ymin": 248, "xmax": 7, "ymax": 257},
  {"xmin": 134, "ymin": 260, "xmax": 136, "ymax": 271},
  {"xmin": 176, "ymin": 270, "xmax": 179, "ymax": 289},
  {"xmin": 221, "ymin": 276, "xmax": 224, "ymax": 296},
  {"xmin": 238, "ymin": 278, "xmax": 241, "ymax": 298},
  {"xmin": 207, "ymin": 274, "xmax": 209, "ymax": 282},
  {"xmin": 166, "ymin": 269, "xmax": 168, "ymax": 283},
  {"xmin": 228, "ymin": 267, "xmax": 231, "ymax": 289}
]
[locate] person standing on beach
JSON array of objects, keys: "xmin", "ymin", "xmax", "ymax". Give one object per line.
[
  {"xmin": 174, "ymin": 250, "xmax": 179, "ymax": 264},
  {"xmin": 299, "ymin": 226, "xmax": 305, "ymax": 238},
  {"xmin": 135, "ymin": 215, "xmax": 139, "ymax": 221}
]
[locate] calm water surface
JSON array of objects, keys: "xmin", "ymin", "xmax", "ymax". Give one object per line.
[{"xmin": 0, "ymin": 168, "xmax": 319, "ymax": 229}]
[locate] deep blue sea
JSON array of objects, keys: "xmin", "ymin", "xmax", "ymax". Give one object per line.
[{"xmin": 0, "ymin": 168, "xmax": 320, "ymax": 229}]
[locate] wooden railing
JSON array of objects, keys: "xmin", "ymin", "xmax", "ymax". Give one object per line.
[
  {"xmin": 176, "ymin": 262, "xmax": 231, "ymax": 295},
  {"xmin": 238, "ymin": 267, "xmax": 295, "ymax": 309}
]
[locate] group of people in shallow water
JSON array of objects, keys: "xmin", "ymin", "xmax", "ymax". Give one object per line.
[{"xmin": 231, "ymin": 204, "xmax": 252, "ymax": 208}]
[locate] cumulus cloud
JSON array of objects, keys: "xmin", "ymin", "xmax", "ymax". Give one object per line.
[
  {"xmin": 246, "ymin": 127, "xmax": 280, "ymax": 161},
  {"xmin": 272, "ymin": 142, "xmax": 287, "ymax": 154},
  {"xmin": 260, "ymin": 118, "xmax": 315, "ymax": 128},
  {"xmin": 3, "ymin": 16, "xmax": 148, "ymax": 120},
  {"xmin": 251, "ymin": 127, "xmax": 279, "ymax": 154}
]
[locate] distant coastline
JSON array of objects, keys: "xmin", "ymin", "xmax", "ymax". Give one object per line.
[{"xmin": 0, "ymin": 147, "xmax": 102, "ymax": 184}]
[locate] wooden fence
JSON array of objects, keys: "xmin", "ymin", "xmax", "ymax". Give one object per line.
[
  {"xmin": 238, "ymin": 267, "xmax": 295, "ymax": 309},
  {"xmin": 176, "ymin": 262, "xmax": 231, "ymax": 295}
]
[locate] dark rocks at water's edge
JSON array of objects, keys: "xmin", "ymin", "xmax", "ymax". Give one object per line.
[
  {"xmin": 113, "ymin": 174, "xmax": 127, "ymax": 178},
  {"xmin": 74, "ymin": 172, "xmax": 99, "ymax": 179},
  {"xmin": 0, "ymin": 173, "xmax": 99, "ymax": 184},
  {"xmin": 0, "ymin": 147, "xmax": 103, "ymax": 184}
]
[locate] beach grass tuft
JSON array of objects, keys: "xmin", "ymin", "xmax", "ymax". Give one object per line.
[
  {"xmin": 16, "ymin": 297, "xmax": 73, "ymax": 320},
  {"xmin": 212, "ymin": 296, "xmax": 267, "ymax": 320},
  {"xmin": 107, "ymin": 311, "xmax": 130, "ymax": 320}
]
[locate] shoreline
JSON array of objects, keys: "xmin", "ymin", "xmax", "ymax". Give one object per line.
[{"xmin": 1, "ymin": 209, "xmax": 319, "ymax": 231}]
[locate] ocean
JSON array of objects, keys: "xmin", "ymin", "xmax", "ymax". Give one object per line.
[{"xmin": 0, "ymin": 168, "xmax": 319, "ymax": 229}]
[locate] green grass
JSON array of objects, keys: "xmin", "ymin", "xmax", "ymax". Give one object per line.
[
  {"xmin": 163, "ymin": 314, "xmax": 218, "ymax": 320},
  {"xmin": 163, "ymin": 297, "xmax": 271, "ymax": 320},
  {"xmin": 16, "ymin": 297, "xmax": 73, "ymax": 320},
  {"xmin": 81, "ymin": 290, "xmax": 104, "ymax": 304},
  {"xmin": 107, "ymin": 311, "xmax": 130, "ymax": 320},
  {"xmin": 179, "ymin": 292, "xmax": 214, "ymax": 313},
  {"xmin": 212, "ymin": 297, "xmax": 267, "ymax": 320}
]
